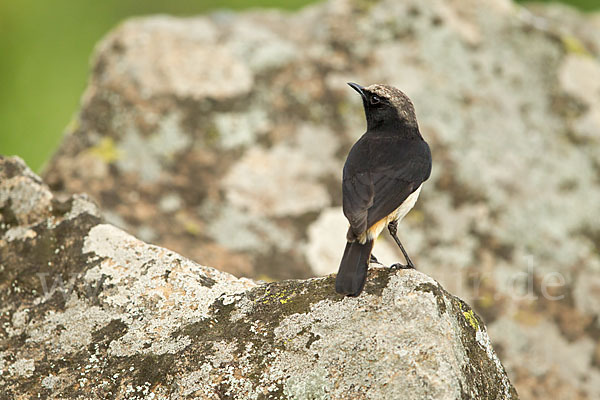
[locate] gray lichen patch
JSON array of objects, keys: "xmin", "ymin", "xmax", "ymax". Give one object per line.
[
  {"xmin": 223, "ymin": 144, "xmax": 332, "ymax": 217},
  {"xmin": 0, "ymin": 157, "xmax": 53, "ymax": 227},
  {"xmin": 4, "ymin": 226, "xmax": 37, "ymax": 242},
  {"xmin": 206, "ymin": 204, "xmax": 295, "ymax": 253},
  {"xmin": 227, "ymin": 18, "xmax": 299, "ymax": 74},
  {"xmin": 115, "ymin": 112, "xmax": 191, "ymax": 183},
  {"xmin": 0, "ymin": 351, "xmax": 5, "ymax": 376},
  {"xmin": 41, "ymin": 373, "xmax": 60, "ymax": 390},
  {"xmin": 78, "ymin": 223, "xmax": 255, "ymax": 358},
  {"xmin": 7, "ymin": 358, "xmax": 35, "ymax": 378},
  {"xmin": 62, "ymin": 194, "xmax": 101, "ymax": 222},
  {"xmin": 213, "ymin": 107, "xmax": 271, "ymax": 149},
  {"xmin": 0, "ymin": 178, "xmax": 52, "ymax": 225},
  {"xmin": 92, "ymin": 16, "xmax": 253, "ymax": 101},
  {"xmin": 28, "ymin": 294, "xmax": 118, "ymax": 354}
]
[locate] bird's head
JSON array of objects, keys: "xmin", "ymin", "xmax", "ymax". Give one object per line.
[{"xmin": 348, "ymin": 83, "xmax": 417, "ymax": 131}]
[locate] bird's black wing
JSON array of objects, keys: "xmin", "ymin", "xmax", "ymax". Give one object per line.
[
  {"xmin": 342, "ymin": 135, "xmax": 374, "ymax": 238},
  {"xmin": 343, "ymin": 136, "xmax": 431, "ymax": 239}
]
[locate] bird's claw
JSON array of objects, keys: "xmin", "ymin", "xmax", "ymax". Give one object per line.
[{"xmin": 390, "ymin": 262, "xmax": 415, "ymax": 270}]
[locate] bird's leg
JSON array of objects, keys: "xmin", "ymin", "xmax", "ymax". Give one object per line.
[
  {"xmin": 388, "ymin": 220, "xmax": 416, "ymax": 269},
  {"xmin": 369, "ymin": 253, "xmax": 382, "ymax": 265}
]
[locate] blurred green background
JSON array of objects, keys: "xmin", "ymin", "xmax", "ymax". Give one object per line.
[{"xmin": 1, "ymin": 0, "xmax": 598, "ymax": 172}]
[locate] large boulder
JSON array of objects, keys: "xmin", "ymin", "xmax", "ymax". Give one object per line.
[
  {"xmin": 0, "ymin": 156, "xmax": 517, "ymax": 398},
  {"xmin": 37, "ymin": 0, "xmax": 600, "ymax": 397}
]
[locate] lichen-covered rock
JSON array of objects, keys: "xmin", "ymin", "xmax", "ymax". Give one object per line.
[
  {"xmin": 0, "ymin": 156, "xmax": 516, "ymax": 399},
  {"xmin": 38, "ymin": 0, "xmax": 600, "ymax": 397}
]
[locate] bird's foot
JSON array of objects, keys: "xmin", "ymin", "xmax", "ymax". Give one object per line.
[{"xmin": 390, "ymin": 262, "xmax": 415, "ymax": 270}]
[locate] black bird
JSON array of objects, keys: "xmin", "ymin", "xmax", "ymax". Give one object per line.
[{"xmin": 335, "ymin": 83, "xmax": 432, "ymax": 297}]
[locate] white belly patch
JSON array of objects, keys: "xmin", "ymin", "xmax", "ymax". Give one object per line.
[
  {"xmin": 358, "ymin": 184, "xmax": 423, "ymax": 243},
  {"xmin": 393, "ymin": 184, "xmax": 422, "ymax": 223}
]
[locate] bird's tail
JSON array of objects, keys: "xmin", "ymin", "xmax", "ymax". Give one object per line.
[{"xmin": 335, "ymin": 239, "xmax": 374, "ymax": 297}]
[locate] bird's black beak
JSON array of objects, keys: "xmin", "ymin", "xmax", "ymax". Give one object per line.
[{"xmin": 347, "ymin": 82, "xmax": 367, "ymax": 101}]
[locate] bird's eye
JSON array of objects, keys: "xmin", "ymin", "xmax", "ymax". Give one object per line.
[{"xmin": 370, "ymin": 95, "xmax": 381, "ymax": 105}]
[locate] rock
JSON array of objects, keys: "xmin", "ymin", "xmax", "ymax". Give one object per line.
[
  {"xmin": 0, "ymin": 156, "xmax": 516, "ymax": 398},
  {"xmin": 38, "ymin": 0, "xmax": 600, "ymax": 398}
]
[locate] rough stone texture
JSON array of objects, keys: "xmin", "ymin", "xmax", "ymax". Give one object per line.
[
  {"xmin": 0, "ymin": 156, "xmax": 516, "ymax": 399},
  {"xmin": 37, "ymin": 0, "xmax": 600, "ymax": 398}
]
